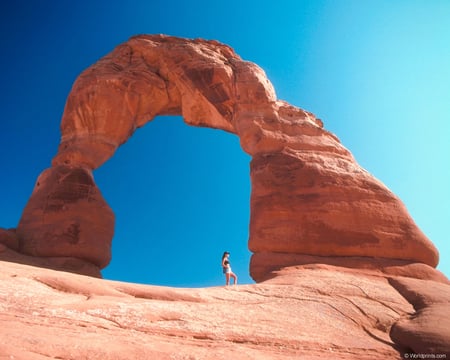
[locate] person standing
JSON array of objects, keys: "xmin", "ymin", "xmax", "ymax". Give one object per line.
[{"xmin": 221, "ymin": 251, "xmax": 237, "ymax": 285}]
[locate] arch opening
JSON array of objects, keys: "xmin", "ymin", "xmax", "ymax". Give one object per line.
[{"xmin": 96, "ymin": 116, "xmax": 253, "ymax": 286}]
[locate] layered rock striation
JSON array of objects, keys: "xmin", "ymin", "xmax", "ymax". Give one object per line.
[
  {"xmin": 9, "ymin": 34, "xmax": 439, "ymax": 278},
  {"xmin": 1, "ymin": 260, "xmax": 449, "ymax": 359}
]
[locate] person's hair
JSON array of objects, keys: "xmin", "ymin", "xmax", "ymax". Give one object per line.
[
  {"xmin": 222, "ymin": 251, "xmax": 230, "ymax": 261},
  {"xmin": 224, "ymin": 260, "xmax": 229, "ymax": 265}
]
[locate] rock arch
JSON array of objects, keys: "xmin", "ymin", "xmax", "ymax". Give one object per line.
[{"xmin": 16, "ymin": 35, "xmax": 439, "ymax": 280}]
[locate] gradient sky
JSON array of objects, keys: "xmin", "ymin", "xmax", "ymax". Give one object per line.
[{"xmin": 1, "ymin": 1, "xmax": 449, "ymax": 287}]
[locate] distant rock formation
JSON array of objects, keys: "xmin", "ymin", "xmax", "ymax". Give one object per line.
[{"xmin": 9, "ymin": 34, "xmax": 438, "ymax": 278}]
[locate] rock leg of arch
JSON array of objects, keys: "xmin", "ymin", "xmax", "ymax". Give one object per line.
[
  {"xmin": 16, "ymin": 166, "xmax": 114, "ymax": 269},
  {"xmin": 16, "ymin": 35, "xmax": 439, "ymax": 279}
]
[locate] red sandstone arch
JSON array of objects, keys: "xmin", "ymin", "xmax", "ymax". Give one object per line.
[{"xmin": 16, "ymin": 35, "xmax": 439, "ymax": 280}]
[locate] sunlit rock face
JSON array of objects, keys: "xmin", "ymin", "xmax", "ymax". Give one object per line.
[
  {"xmin": 389, "ymin": 276, "xmax": 450, "ymax": 354},
  {"xmin": 1, "ymin": 260, "xmax": 449, "ymax": 359},
  {"xmin": 16, "ymin": 165, "xmax": 114, "ymax": 268},
  {"xmin": 15, "ymin": 34, "xmax": 438, "ymax": 277}
]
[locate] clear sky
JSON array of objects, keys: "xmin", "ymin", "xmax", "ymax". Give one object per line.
[{"xmin": 0, "ymin": 1, "xmax": 449, "ymax": 287}]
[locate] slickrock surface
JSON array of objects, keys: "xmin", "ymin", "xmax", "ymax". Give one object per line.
[
  {"xmin": 389, "ymin": 277, "xmax": 450, "ymax": 354},
  {"xmin": 3, "ymin": 260, "xmax": 449, "ymax": 359},
  {"xmin": 14, "ymin": 35, "xmax": 438, "ymax": 279}
]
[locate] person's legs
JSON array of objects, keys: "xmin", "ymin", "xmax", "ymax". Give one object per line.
[
  {"xmin": 225, "ymin": 273, "xmax": 230, "ymax": 285},
  {"xmin": 230, "ymin": 272, "xmax": 237, "ymax": 285}
]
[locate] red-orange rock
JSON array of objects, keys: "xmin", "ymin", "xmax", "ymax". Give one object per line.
[
  {"xmin": 4, "ymin": 33, "xmax": 448, "ymax": 360},
  {"xmin": 16, "ymin": 35, "xmax": 439, "ymax": 277},
  {"xmin": 389, "ymin": 277, "xmax": 450, "ymax": 355},
  {"xmin": 250, "ymin": 252, "xmax": 449, "ymax": 284},
  {"xmin": 0, "ymin": 245, "xmax": 102, "ymax": 277},
  {"xmin": 248, "ymin": 149, "xmax": 438, "ymax": 267},
  {"xmin": 0, "ymin": 260, "xmax": 417, "ymax": 359},
  {"xmin": 17, "ymin": 165, "xmax": 114, "ymax": 268},
  {"xmin": 0, "ymin": 228, "xmax": 19, "ymax": 251}
]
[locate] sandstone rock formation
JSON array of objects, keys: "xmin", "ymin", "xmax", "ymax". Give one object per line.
[
  {"xmin": 16, "ymin": 165, "xmax": 114, "ymax": 268},
  {"xmin": 1, "ymin": 260, "xmax": 448, "ymax": 359},
  {"xmin": 12, "ymin": 35, "xmax": 438, "ymax": 280},
  {"xmin": 0, "ymin": 228, "xmax": 18, "ymax": 251},
  {"xmin": 2, "ymin": 34, "xmax": 449, "ymax": 359}
]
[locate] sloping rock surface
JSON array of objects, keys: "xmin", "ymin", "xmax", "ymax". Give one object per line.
[
  {"xmin": 1, "ymin": 260, "xmax": 441, "ymax": 360},
  {"xmin": 389, "ymin": 277, "xmax": 450, "ymax": 354}
]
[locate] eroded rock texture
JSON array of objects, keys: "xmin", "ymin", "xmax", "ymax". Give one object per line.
[
  {"xmin": 389, "ymin": 277, "xmax": 450, "ymax": 354},
  {"xmin": 16, "ymin": 34, "xmax": 439, "ymax": 277},
  {"xmin": 17, "ymin": 166, "xmax": 114, "ymax": 268},
  {"xmin": 0, "ymin": 260, "xmax": 432, "ymax": 359}
]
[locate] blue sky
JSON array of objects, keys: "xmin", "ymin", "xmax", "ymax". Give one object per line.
[{"xmin": 0, "ymin": 1, "xmax": 449, "ymax": 286}]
